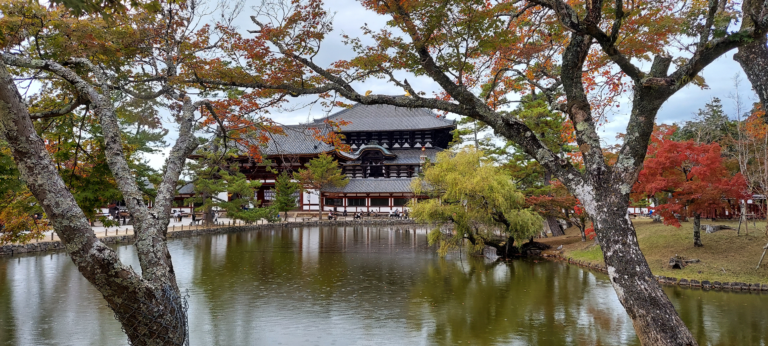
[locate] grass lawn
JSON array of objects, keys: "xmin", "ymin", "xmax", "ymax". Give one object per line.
[{"xmin": 540, "ymin": 217, "xmax": 768, "ymax": 284}]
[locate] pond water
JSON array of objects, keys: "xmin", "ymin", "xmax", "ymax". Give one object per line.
[{"xmin": 0, "ymin": 225, "xmax": 766, "ymax": 346}]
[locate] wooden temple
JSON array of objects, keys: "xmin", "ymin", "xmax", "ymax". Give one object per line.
[{"xmin": 208, "ymin": 103, "xmax": 456, "ymax": 213}]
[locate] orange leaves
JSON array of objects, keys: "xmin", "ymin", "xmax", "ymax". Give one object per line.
[
  {"xmin": 314, "ymin": 118, "xmax": 352, "ymax": 153},
  {"xmin": 744, "ymin": 105, "xmax": 768, "ymax": 139}
]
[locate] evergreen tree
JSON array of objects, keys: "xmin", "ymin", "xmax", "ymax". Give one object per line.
[
  {"xmin": 1, "ymin": 95, "xmax": 165, "ymax": 242},
  {"xmin": 674, "ymin": 98, "xmax": 738, "ymax": 149},
  {"xmin": 294, "ymin": 153, "xmax": 348, "ymax": 220},
  {"xmin": 450, "ymin": 117, "xmax": 507, "ymax": 156},
  {"xmin": 271, "ymin": 171, "xmax": 300, "ymax": 221},
  {"xmin": 185, "ymin": 136, "xmax": 278, "ymax": 225},
  {"xmin": 505, "ymin": 95, "xmax": 576, "ymax": 236}
]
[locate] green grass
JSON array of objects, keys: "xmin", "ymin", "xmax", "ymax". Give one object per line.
[
  {"xmin": 553, "ymin": 218, "xmax": 768, "ymax": 284},
  {"xmin": 570, "ymin": 245, "xmax": 603, "ymax": 263}
]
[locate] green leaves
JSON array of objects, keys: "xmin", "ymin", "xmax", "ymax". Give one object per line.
[
  {"xmin": 293, "ymin": 152, "xmax": 348, "ymax": 191},
  {"xmin": 271, "ymin": 171, "xmax": 300, "ymax": 220},
  {"xmin": 411, "ymin": 148, "xmax": 542, "ymax": 256},
  {"xmin": 185, "ymin": 145, "xmax": 276, "ymax": 224}
]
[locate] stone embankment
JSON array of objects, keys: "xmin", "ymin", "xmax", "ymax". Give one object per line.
[
  {"xmin": 0, "ymin": 219, "xmax": 420, "ymax": 256},
  {"xmin": 542, "ymin": 253, "xmax": 768, "ymax": 292}
]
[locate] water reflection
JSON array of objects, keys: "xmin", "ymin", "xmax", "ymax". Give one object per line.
[{"xmin": 0, "ymin": 225, "xmax": 765, "ymax": 346}]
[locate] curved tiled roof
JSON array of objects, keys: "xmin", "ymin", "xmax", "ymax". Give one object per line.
[
  {"xmin": 177, "ymin": 182, "xmax": 195, "ymax": 195},
  {"xmin": 193, "ymin": 125, "xmax": 334, "ymax": 157},
  {"xmin": 195, "ymin": 104, "xmax": 454, "ymax": 158},
  {"xmin": 322, "ymin": 178, "xmax": 416, "ymax": 193},
  {"xmin": 259, "ymin": 125, "xmax": 335, "ymax": 156},
  {"xmin": 314, "ymin": 104, "xmax": 455, "ymax": 132}
]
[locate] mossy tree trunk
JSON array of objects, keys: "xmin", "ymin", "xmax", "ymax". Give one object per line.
[{"xmin": 0, "ymin": 56, "xmax": 201, "ymax": 345}]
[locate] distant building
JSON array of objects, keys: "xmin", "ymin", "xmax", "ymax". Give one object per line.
[{"xmin": 196, "ymin": 103, "xmax": 456, "ymax": 213}]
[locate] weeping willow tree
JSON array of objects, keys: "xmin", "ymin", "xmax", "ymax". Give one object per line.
[{"xmin": 411, "ymin": 148, "xmax": 542, "ymax": 258}]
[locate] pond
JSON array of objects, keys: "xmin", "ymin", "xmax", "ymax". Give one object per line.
[{"xmin": 0, "ymin": 225, "xmax": 766, "ymax": 346}]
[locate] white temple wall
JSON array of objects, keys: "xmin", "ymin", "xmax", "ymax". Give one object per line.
[
  {"xmin": 215, "ymin": 192, "xmax": 228, "ymax": 210},
  {"xmin": 302, "ymin": 190, "xmax": 320, "ymax": 211}
]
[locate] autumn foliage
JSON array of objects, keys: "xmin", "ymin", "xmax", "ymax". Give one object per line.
[{"xmin": 633, "ymin": 126, "xmax": 749, "ymax": 227}]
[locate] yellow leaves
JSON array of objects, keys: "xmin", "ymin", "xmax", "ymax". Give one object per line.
[
  {"xmin": 404, "ymin": 90, "xmax": 411, "ymax": 97},
  {"xmin": 410, "ymin": 147, "xmax": 542, "ymax": 255},
  {"xmin": 365, "ymin": 90, "xmax": 372, "ymax": 96}
]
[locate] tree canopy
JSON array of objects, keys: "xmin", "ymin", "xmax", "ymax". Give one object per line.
[
  {"xmin": 271, "ymin": 171, "xmax": 300, "ymax": 221},
  {"xmin": 411, "ymin": 148, "xmax": 542, "ymax": 258},
  {"xmin": 633, "ymin": 125, "xmax": 749, "ymax": 246}
]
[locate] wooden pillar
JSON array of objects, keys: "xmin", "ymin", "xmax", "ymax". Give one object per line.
[{"xmin": 320, "ymin": 191, "xmax": 324, "ymax": 215}]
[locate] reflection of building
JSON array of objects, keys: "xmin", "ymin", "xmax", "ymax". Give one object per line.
[{"xmin": 223, "ymin": 104, "xmax": 456, "ymax": 213}]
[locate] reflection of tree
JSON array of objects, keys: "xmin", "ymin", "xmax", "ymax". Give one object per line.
[
  {"xmin": 405, "ymin": 257, "xmax": 639, "ymax": 346},
  {"xmin": 0, "ymin": 254, "xmax": 123, "ymax": 344},
  {"xmin": 669, "ymin": 288, "xmax": 768, "ymax": 346},
  {"xmin": 2, "ymin": 228, "xmax": 767, "ymax": 345},
  {"xmin": 0, "ymin": 263, "xmax": 13, "ymax": 343}
]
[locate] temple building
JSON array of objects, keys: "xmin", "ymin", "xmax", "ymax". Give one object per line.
[{"xmin": 230, "ymin": 103, "xmax": 456, "ymax": 213}]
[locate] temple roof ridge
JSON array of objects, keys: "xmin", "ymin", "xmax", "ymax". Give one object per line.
[{"xmin": 310, "ymin": 103, "xmax": 455, "ymax": 132}]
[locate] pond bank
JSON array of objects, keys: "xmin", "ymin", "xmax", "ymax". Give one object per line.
[
  {"xmin": 542, "ymin": 252, "xmax": 768, "ymax": 292},
  {"xmin": 540, "ymin": 218, "xmax": 768, "ymax": 291},
  {"xmin": 0, "ymin": 219, "xmax": 422, "ymax": 256}
]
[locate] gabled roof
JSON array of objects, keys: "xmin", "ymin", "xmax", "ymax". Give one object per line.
[
  {"xmin": 177, "ymin": 182, "xmax": 195, "ymax": 195},
  {"xmin": 322, "ymin": 178, "xmax": 416, "ymax": 193},
  {"xmin": 313, "ymin": 104, "xmax": 455, "ymax": 132},
  {"xmin": 253, "ymin": 125, "xmax": 335, "ymax": 156}
]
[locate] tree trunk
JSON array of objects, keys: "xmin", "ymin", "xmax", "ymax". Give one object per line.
[
  {"xmin": 546, "ymin": 216, "xmax": 564, "ymax": 236},
  {"xmin": 693, "ymin": 212, "xmax": 703, "ymax": 247},
  {"xmin": 592, "ymin": 199, "xmax": 698, "ymax": 346},
  {"xmin": 543, "ymin": 170, "xmax": 565, "ymax": 236},
  {"xmin": 202, "ymin": 191, "xmax": 213, "ymax": 226},
  {"xmin": 563, "ymin": 208, "xmax": 573, "ymax": 228},
  {"xmin": 0, "ymin": 61, "xmax": 187, "ymax": 345},
  {"xmin": 484, "ymin": 235, "xmax": 518, "ymax": 258},
  {"xmin": 734, "ymin": 37, "xmax": 768, "ymax": 121},
  {"xmin": 578, "ymin": 224, "xmax": 586, "ymax": 242},
  {"xmin": 738, "ymin": 200, "xmax": 745, "ymax": 235},
  {"xmin": 651, "ymin": 197, "xmax": 662, "ymax": 223}
]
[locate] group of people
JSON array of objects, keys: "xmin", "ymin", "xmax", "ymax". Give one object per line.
[
  {"xmin": 170, "ymin": 210, "xmax": 219, "ymax": 224},
  {"xmin": 388, "ymin": 209, "xmax": 408, "ymax": 219},
  {"xmin": 108, "ymin": 206, "xmax": 130, "ymax": 225},
  {"xmin": 326, "ymin": 209, "xmax": 410, "ymax": 220},
  {"xmin": 172, "ymin": 210, "xmax": 184, "ymax": 222}
]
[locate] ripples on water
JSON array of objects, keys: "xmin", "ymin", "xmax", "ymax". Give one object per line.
[{"xmin": 0, "ymin": 225, "xmax": 766, "ymax": 345}]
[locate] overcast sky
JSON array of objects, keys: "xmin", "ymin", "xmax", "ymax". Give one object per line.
[{"xmin": 144, "ymin": 0, "xmax": 759, "ymax": 169}]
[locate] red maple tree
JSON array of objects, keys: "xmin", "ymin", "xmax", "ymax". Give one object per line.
[{"xmin": 633, "ymin": 127, "xmax": 748, "ymax": 247}]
